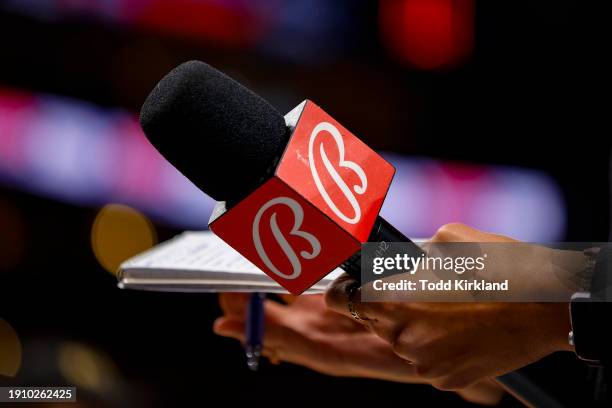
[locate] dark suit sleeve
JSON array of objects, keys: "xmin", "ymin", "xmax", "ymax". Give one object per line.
[{"xmin": 585, "ymin": 245, "xmax": 612, "ymax": 364}]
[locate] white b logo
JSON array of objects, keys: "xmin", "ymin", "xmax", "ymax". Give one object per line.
[
  {"xmin": 252, "ymin": 197, "xmax": 321, "ymax": 280},
  {"xmin": 308, "ymin": 122, "xmax": 368, "ymax": 224}
]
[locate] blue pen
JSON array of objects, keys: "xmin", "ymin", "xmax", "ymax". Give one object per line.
[{"xmin": 245, "ymin": 292, "xmax": 265, "ymax": 371}]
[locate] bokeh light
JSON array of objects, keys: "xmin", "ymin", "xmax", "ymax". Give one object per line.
[
  {"xmin": 91, "ymin": 204, "xmax": 157, "ymax": 275},
  {"xmin": 0, "ymin": 319, "xmax": 22, "ymax": 377},
  {"xmin": 379, "ymin": 0, "xmax": 474, "ymax": 70},
  {"xmin": 58, "ymin": 342, "xmax": 119, "ymax": 393},
  {"xmin": 0, "ymin": 88, "xmax": 215, "ymax": 229},
  {"xmin": 380, "ymin": 155, "xmax": 566, "ymax": 241}
]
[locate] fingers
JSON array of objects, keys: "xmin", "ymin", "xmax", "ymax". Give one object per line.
[
  {"xmin": 456, "ymin": 379, "xmax": 505, "ymax": 406},
  {"xmin": 431, "ymin": 223, "xmax": 518, "ymax": 243},
  {"xmin": 285, "ymin": 293, "xmax": 324, "ymax": 306},
  {"xmin": 213, "ymin": 316, "xmax": 288, "ymax": 351},
  {"xmin": 212, "ymin": 314, "xmax": 290, "ymax": 352},
  {"xmin": 325, "ymin": 274, "xmax": 401, "ymax": 344},
  {"xmin": 213, "ymin": 313, "xmax": 322, "ymax": 369},
  {"xmin": 262, "ymin": 297, "xmax": 294, "ymax": 325},
  {"xmin": 325, "ymin": 274, "xmax": 393, "ymax": 327},
  {"xmin": 324, "ymin": 274, "xmax": 363, "ymax": 319},
  {"xmin": 279, "ymin": 294, "xmax": 297, "ymax": 304},
  {"xmin": 218, "ymin": 293, "xmax": 250, "ymax": 317},
  {"xmin": 214, "ymin": 296, "xmax": 292, "ymax": 337},
  {"xmin": 213, "ymin": 317, "xmax": 245, "ymax": 341},
  {"xmin": 430, "ymin": 363, "xmax": 488, "ymax": 391},
  {"xmin": 325, "ymin": 225, "xmax": 515, "ymax": 316}
]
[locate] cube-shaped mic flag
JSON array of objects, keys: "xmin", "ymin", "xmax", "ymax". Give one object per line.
[{"xmin": 209, "ymin": 101, "xmax": 395, "ymax": 294}]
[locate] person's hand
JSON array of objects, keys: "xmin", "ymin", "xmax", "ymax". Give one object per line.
[
  {"xmin": 213, "ymin": 292, "xmax": 504, "ymax": 405},
  {"xmin": 214, "ymin": 293, "xmax": 416, "ymax": 381},
  {"xmin": 325, "ymin": 223, "xmax": 574, "ymax": 391}
]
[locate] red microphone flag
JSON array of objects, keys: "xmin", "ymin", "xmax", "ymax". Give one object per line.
[{"xmin": 209, "ymin": 100, "xmax": 395, "ymax": 294}]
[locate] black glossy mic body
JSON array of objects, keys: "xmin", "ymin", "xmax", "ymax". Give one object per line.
[{"xmin": 341, "ymin": 217, "xmax": 424, "ymax": 281}]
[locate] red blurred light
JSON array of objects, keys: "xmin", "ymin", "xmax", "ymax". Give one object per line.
[
  {"xmin": 134, "ymin": 0, "xmax": 268, "ymax": 47},
  {"xmin": 0, "ymin": 90, "xmax": 34, "ymax": 167},
  {"xmin": 379, "ymin": 0, "xmax": 474, "ymax": 70}
]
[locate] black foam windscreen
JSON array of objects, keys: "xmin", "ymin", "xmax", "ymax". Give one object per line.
[{"xmin": 140, "ymin": 60, "xmax": 289, "ymax": 202}]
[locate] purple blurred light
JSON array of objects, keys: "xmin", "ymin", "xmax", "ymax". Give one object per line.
[
  {"xmin": 0, "ymin": 89, "xmax": 566, "ymax": 239},
  {"xmin": 380, "ymin": 153, "xmax": 565, "ymax": 241}
]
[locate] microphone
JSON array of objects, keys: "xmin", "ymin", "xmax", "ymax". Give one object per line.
[
  {"xmin": 141, "ymin": 64, "xmax": 561, "ymax": 405},
  {"xmin": 140, "ymin": 60, "xmax": 422, "ymax": 294}
]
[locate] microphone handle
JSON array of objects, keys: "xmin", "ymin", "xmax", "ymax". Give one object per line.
[{"xmin": 340, "ymin": 216, "xmax": 424, "ymax": 281}]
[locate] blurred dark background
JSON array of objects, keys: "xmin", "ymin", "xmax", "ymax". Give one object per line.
[{"xmin": 0, "ymin": 0, "xmax": 609, "ymax": 406}]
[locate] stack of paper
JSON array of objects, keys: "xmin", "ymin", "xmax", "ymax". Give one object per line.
[{"xmin": 118, "ymin": 231, "xmax": 343, "ymax": 294}]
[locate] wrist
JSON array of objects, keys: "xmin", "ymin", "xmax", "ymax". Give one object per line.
[{"xmin": 543, "ymin": 302, "xmax": 573, "ymax": 352}]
